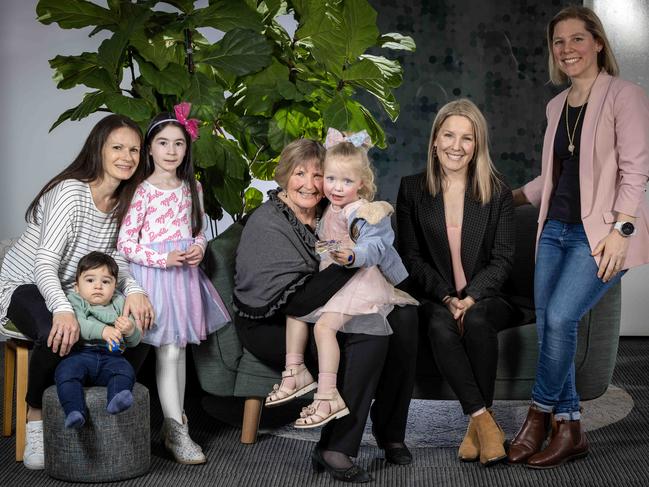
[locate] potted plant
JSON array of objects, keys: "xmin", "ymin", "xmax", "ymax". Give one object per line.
[{"xmin": 37, "ymin": 0, "xmax": 415, "ymax": 222}]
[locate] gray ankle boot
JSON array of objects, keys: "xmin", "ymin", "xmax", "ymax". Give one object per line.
[{"xmin": 163, "ymin": 417, "xmax": 206, "ymax": 464}]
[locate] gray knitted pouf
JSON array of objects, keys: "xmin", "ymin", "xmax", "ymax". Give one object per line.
[{"xmin": 42, "ymin": 383, "xmax": 150, "ymax": 482}]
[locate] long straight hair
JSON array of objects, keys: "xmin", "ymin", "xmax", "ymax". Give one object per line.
[
  {"xmin": 25, "ymin": 114, "xmax": 143, "ymax": 228},
  {"xmin": 139, "ymin": 112, "xmax": 202, "ymax": 237},
  {"xmin": 426, "ymin": 99, "xmax": 500, "ymax": 205}
]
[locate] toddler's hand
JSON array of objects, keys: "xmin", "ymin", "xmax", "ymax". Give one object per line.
[
  {"xmin": 102, "ymin": 326, "xmax": 123, "ymax": 348},
  {"xmin": 114, "ymin": 315, "xmax": 135, "ymax": 337},
  {"xmin": 331, "ymin": 248, "xmax": 355, "ymax": 266},
  {"xmin": 166, "ymin": 250, "xmax": 186, "ymax": 267},
  {"xmin": 185, "ymin": 245, "xmax": 204, "ymax": 267}
]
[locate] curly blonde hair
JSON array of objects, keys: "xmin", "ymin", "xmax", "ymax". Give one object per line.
[{"xmin": 324, "ymin": 142, "xmax": 377, "ymax": 201}]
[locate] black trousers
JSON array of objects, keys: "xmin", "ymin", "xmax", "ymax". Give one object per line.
[
  {"xmin": 7, "ymin": 284, "xmax": 150, "ymax": 408},
  {"xmin": 422, "ymin": 296, "xmax": 515, "ymax": 415},
  {"xmin": 236, "ymin": 265, "xmax": 419, "ymax": 457}
]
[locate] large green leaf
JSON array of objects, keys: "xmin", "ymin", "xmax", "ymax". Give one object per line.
[
  {"xmin": 37, "ymin": 0, "xmax": 115, "ymax": 29},
  {"xmin": 50, "ymin": 53, "xmax": 117, "ymax": 92},
  {"xmin": 196, "ymin": 29, "xmax": 272, "ymax": 77},
  {"xmin": 193, "ymin": 128, "xmax": 248, "ymax": 179},
  {"xmin": 233, "ymin": 59, "xmax": 292, "ymax": 116},
  {"xmin": 250, "ymin": 158, "xmax": 278, "ymax": 181},
  {"xmin": 105, "ymin": 94, "xmax": 152, "ymax": 122},
  {"xmin": 345, "ymin": 55, "xmax": 403, "ymax": 88},
  {"xmin": 183, "ymin": 72, "xmax": 226, "ymax": 120},
  {"xmin": 130, "ymin": 30, "xmax": 185, "ymax": 71},
  {"xmin": 138, "ymin": 60, "xmax": 191, "ymax": 95},
  {"xmin": 343, "ymin": 58, "xmax": 401, "ymax": 121},
  {"xmin": 213, "ymin": 174, "xmax": 246, "ymax": 217},
  {"xmin": 268, "ymin": 104, "xmax": 321, "ymax": 152},
  {"xmin": 97, "ymin": 32, "xmax": 128, "ymax": 75},
  {"xmin": 295, "ymin": 0, "xmax": 378, "ymax": 76},
  {"xmin": 192, "ymin": 1, "xmax": 264, "ymax": 32},
  {"xmin": 341, "ymin": 0, "xmax": 379, "ymax": 60},
  {"xmin": 243, "ymin": 187, "xmax": 264, "ymax": 214},
  {"xmin": 49, "ymin": 91, "xmax": 108, "ymax": 131},
  {"xmin": 378, "ymin": 33, "xmax": 416, "ymax": 52},
  {"xmin": 322, "ymin": 94, "xmax": 366, "ymax": 133},
  {"xmin": 359, "ymin": 105, "xmax": 386, "ymax": 149},
  {"xmin": 295, "ymin": 3, "xmax": 345, "ymax": 77}
]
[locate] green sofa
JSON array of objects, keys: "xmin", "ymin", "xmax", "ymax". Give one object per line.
[{"xmin": 192, "ymin": 205, "xmax": 622, "ymax": 443}]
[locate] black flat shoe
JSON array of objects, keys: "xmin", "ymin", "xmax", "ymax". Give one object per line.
[
  {"xmin": 311, "ymin": 447, "xmax": 371, "ymax": 483},
  {"xmin": 372, "ymin": 427, "xmax": 413, "ymax": 465}
]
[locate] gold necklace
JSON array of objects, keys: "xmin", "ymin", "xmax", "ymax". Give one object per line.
[{"xmin": 565, "ymin": 84, "xmax": 594, "ymax": 156}]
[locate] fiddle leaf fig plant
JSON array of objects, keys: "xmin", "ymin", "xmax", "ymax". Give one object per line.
[{"xmin": 37, "ymin": 0, "xmax": 415, "ymax": 220}]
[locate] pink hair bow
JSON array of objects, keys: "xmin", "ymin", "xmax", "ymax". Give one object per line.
[
  {"xmin": 324, "ymin": 127, "xmax": 371, "ymax": 149},
  {"xmin": 173, "ymin": 102, "xmax": 200, "ymax": 142}
]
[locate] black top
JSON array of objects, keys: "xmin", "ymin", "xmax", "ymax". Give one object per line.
[{"xmin": 547, "ymin": 101, "xmax": 587, "ymax": 223}]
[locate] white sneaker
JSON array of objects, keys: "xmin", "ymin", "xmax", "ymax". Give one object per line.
[{"xmin": 23, "ymin": 420, "xmax": 45, "ymax": 470}]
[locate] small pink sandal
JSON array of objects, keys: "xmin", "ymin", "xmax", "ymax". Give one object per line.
[
  {"xmin": 294, "ymin": 388, "xmax": 350, "ymax": 429},
  {"xmin": 265, "ymin": 365, "xmax": 317, "ymax": 407}
]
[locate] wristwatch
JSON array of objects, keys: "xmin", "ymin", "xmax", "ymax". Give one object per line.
[{"xmin": 614, "ymin": 221, "xmax": 636, "ymax": 237}]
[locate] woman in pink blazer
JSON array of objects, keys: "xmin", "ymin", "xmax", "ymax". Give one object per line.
[{"xmin": 507, "ymin": 6, "xmax": 649, "ymax": 469}]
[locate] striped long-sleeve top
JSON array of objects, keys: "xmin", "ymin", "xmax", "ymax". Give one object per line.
[{"xmin": 0, "ymin": 179, "xmax": 145, "ymax": 325}]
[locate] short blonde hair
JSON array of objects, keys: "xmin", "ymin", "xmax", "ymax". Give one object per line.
[
  {"xmin": 547, "ymin": 6, "xmax": 619, "ymax": 85},
  {"xmin": 274, "ymin": 139, "xmax": 326, "ymax": 189},
  {"xmin": 324, "ymin": 142, "xmax": 377, "ymax": 201},
  {"xmin": 426, "ymin": 99, "xmax": 500, "ymax": 205}
]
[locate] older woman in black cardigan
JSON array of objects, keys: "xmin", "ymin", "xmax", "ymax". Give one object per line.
[
  {"xmin": 397, "ymin": 99, "xmax": 517, "ymax": 467},
  {"xmin": 234, "ymin": 138, "xmax": 418, "ymax": 483}
]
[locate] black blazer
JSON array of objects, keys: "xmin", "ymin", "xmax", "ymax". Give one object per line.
[{"xmin": 396, "ymin": 172, "xmax": 515, "ymax": 302}]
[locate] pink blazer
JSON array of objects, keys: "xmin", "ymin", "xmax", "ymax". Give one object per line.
[{"xmin": 522, "ymin": 72, "xmax": 649, "ymax": 270}]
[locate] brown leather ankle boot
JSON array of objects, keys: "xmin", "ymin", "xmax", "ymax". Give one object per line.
[
  {"xmin": 526, "ymin": 419, "xmax": 588, "ymax": 469},
  {"xmin": 507, "ymin": 406, "xmax": 552, "ymax": 464}
]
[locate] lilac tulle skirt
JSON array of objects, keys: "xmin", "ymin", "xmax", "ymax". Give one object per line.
[{"xmin": 129, "ymin": 239, "xmax": 230, "ymax": 347}]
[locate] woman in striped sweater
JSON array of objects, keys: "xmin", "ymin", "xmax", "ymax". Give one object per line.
[{"xmin": 0, "ymin": 114, "xmax": 154, "ymax": 470}]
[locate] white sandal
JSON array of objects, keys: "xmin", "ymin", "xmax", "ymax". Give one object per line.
[
  {"xmin": 294, "ymin": 388, "xmax": 350, "ymax": 429},
  {"xmin": 265, "ymin": 365, "xmax": 317, "ymax": 407}
]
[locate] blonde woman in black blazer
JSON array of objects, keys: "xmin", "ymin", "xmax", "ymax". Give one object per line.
[{"xmin": 397, "ymin": 99, "xmax": 516, "ymax": 467}]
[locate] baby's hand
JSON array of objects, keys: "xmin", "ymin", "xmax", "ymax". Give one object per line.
[
  {"xmin": 331, "ymin": 248, "xmax": 355, "ymax": 266},
  {"xmin": 114, "ymin": 316, "xmax": 135, "ymax": 337},
  {"xmin": 166, "ymin": 250, "xmax": 186, "ymax": 267},
  {"xmin": 102, "ymin": 326, "xmax": 123, "ymax": 348},
  {"xmin": 185, "ymin": 245, "xmax": 204, "ymax": 267}
]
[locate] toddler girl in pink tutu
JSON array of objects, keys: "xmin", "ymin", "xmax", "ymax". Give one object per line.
[
  {"xmin": 117, "ymin": 106, "xmax": 229, "ymax": 464},
  {"xmin": 265, "ymin": 129, "xmax": 417, "ymax": 428}
]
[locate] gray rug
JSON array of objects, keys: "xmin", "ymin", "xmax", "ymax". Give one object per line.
[{"xmin": 271, "ymin": 385, "xmax": 634, "ymax": 447}]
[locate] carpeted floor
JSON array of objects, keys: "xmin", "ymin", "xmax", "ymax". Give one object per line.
[{"xmin": 1, "ymin": 338, "xmax": 648, "ymax": 486}]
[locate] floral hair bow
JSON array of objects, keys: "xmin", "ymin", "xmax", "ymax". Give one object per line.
[
  {"xmin": 324, "ymin": 127, "xmax": 372, "ymax": 149},
  {"xmin": 173, "ymin": 102, "xmax": 200, "ymax": 141}
]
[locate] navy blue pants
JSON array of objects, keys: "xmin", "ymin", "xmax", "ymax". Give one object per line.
[{"xmin": 54, "ymin": 346, "xmax": 135, "ymax": 417}]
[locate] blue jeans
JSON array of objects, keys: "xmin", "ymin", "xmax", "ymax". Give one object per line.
[
  {"xmin": 531, "ymin": 220, "xmax": 623, "ymax": 418},
  {"xmin": 55, "ymin": 346, "xmax": 135, "ymax": 417}
]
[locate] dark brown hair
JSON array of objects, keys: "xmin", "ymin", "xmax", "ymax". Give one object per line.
[
  {"xmin": 25, "ymin": 114, "xmax": 143, "ymax": 230},
  {"xmin": 75, "ymin": 251, "xmax": 119, "ymax": 281},
  {"xmin": 138, "ymin": 112, "xmax": 202, "ymax": 237}
]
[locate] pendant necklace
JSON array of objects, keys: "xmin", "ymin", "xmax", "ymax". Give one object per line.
[{"xmin": 565, "ymin": 82, "xmax": 594, "ymax": 156}]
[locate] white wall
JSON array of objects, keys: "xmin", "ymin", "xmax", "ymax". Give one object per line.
[{"xmin": 587, "ymin": 0, "xmax": 649, "ymax": 336}]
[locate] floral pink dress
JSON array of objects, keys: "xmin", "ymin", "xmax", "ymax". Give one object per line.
[{"xmin": 117, "ymin": 180, "xmax": 229, "ymax": 347}]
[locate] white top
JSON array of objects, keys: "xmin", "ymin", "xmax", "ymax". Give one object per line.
[
  {"xmin": 117, "ymin": 180, "xmax": 207, "ymax": 268},
  {"xmin": 0, "ymin": 179, "xmax": 144, "ymax": 325}
]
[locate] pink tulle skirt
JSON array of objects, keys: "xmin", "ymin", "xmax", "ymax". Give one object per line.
[{"xmin": 129, "ymin": 239, "xmax": 230, "ymax": 347}]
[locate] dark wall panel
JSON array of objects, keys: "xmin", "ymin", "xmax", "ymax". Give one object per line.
[{"xmin": 367, "ymin": 0, "xmax": 572, "ymax": 201}]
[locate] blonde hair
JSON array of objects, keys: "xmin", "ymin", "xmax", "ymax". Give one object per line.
[
  {"xmin": 274, "ymin": 139, "xmax": 326, "ymax": 189},
  {"xmin": 426, "ymin": 99, "xmax": 500, "ymax": 205},
  {"xmin": 324, "ymin": 142, "xmax": 377, "ymax": 201},
  {"xmin": 547, "ymin": 6, "xmax": 619, "ymax": 85}
]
